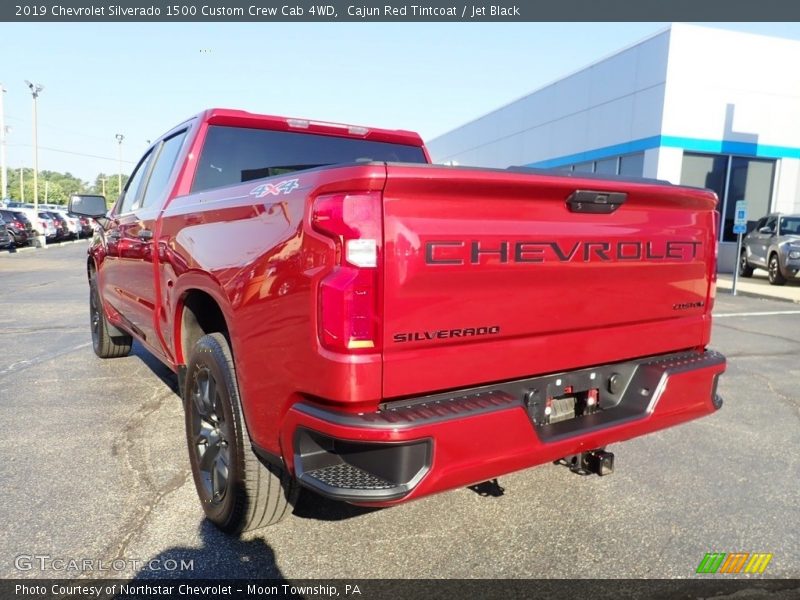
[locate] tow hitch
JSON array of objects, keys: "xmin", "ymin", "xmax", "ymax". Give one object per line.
[{"xmin": 559, "ymin": 449, "xmax": 614, "ymax": 476}]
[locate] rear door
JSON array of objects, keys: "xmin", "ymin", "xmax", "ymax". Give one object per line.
[
  {"xmin": 380, "ymin": 166, "xmax": 718, "ymax": 398},
  {"xmin": 102, "ymin": 149, "xmax": 155, "ymax": 345},
  {"xmin": 107, "ymin": 131, "xmax": 188, "ymax": 359}
]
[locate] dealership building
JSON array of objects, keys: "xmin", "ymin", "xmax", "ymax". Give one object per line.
[{"xmin": 426, "ymin": 24, "xmax": 800, "ymax": 272}]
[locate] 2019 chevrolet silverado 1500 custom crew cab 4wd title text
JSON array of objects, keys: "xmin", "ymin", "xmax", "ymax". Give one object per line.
[{"xmin": 71, "ymin": 108, "xmax": 726, "ymax": 533}]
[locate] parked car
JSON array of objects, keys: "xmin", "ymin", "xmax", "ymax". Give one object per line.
[
  {"xmin": 76, "ymin": 215, "xmax": 95, "ymax": 238},
  {"xmin": 739, "ymin": 213, "xmax": 800, "ymax": 285},
  {"xmin": 37, "ymin": 213, "xmax": 58, "ymax": 242},
  {"xmin": 41, "ymin": 211, "xmax": 68, "ymax": 241},
  {"xmin": 0, "ymin": 216, "xmax": 14, "ymax": 250},
  {"xmin": 0, "ymin": 209, "xmax": 33, "ymax": 246},
  {"xmin": 50, "ymin": 209, "xmax": 81, "ymax": 239},
  {"xmin": 5, "ymin": 206, "xmax": 42, "ymax": 236}
]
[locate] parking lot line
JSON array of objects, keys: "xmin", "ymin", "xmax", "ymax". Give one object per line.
[{"xmin": 715, "ymin": 310, "xmax": 800, "ymax": 318}]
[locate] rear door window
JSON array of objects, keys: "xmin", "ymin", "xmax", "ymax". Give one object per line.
[{"xmin": 138, "ymin": 130, "xmax": 188, "ymax": 210}]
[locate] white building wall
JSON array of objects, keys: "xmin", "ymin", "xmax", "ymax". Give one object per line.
[
  {"xmin": 426, "ymin": 30, "xmax": 671, "ymax": 168},
  {"xmin": 653, "ymin": 147, "xmax": 683, "ymax": 182},
  {"xmin": 771, "ymin": 158, "xmax": 800, "ymax": 213},
  {"xmin": 662, "ymin": 24, "xmax": 800, "ymax": 152}
]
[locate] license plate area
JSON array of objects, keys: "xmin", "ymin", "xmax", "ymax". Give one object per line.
[
  {"xmin": 523, "ymin": 364, "xmax": 638, "ymax": 429},
  {"xmin": 544, "ymin": 388, "xmax": 600, "ymax": 425}
]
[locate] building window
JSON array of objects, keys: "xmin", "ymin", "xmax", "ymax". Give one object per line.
[
  {"xmin": 594, "ymin": 157, "xmax": 618, "ymax": 175},
  {"xmin": 618, "ymin": 153, "xmax": 644, "ymax": 177},
  {"xmin": 680, "ymin": 152, "xmax": 775, "ymax": 243},
  {"xmin": 556, "ymin": 153, "xmax": 643, "ymax": 177}
]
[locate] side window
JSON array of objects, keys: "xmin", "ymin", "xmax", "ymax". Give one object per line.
[
  {"xmin": 753, "ymin": 218, "xmax": 766, "ymax": 231},
  {"xmin": 764, "ymin": 216, "xmax": 777, "ymax": 233},
  {"xmin": 139, "ymin": 130, "xmax": 188, "ymax": 210},
  {"xmin": 118, "ymin": 151, "xmax": 154, "ymax": 214}
]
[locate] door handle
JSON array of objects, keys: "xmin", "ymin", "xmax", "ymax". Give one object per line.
[{"xmin": 138, "ymin": 229, "xmax": 153, "ymax": 241}]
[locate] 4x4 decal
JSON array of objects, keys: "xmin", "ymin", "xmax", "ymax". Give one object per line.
[{"xmin": 249, "ymin": 178, "xmax": 300, "ymax": 198}]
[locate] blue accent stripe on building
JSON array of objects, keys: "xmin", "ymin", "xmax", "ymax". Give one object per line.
[
  {"xmin": 527, "ymin": 136, "xmax": 660, "ymax": 169},
  {"xmin": 661, "ymin": 136, "xmax": 800, "ymax": 159},
  {"xmin": 526, "ymin": 135, "xmax": 800, "ymax": 169}
]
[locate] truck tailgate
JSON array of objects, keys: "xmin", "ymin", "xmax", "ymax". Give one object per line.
[{"xmin": 381, "ymin": 165, "xmax": 718, "ymax": 399}]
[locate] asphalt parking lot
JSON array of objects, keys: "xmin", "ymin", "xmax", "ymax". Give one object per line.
[{"xmin": 1, "ymin": 242, "xmax": 798, "ymax": 580}]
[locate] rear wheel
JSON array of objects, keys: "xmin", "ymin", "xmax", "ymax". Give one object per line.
[
  {"xmin": 89, "ymin": 273, "xmax": 132, "ymax": 358},
  {"xmin": 738, "ymin": 250, "xmax": 754, "ymax": 277},
  {"xmin": 184, "ymin": 332, "xmax": 298, "ymax": 533},
  {"xmin": 768, "ymin": 253, "xmax": 786, "ymax": 286}
]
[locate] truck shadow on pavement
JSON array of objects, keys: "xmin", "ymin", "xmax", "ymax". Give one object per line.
[
  {"xmin": 292, "ymin": 489, "xmax": 380, "ymax": 522},
  {"xmin": 130, "ymin": 342, "xmax": 181, "ymax": 395},
  {"xmin": 117, "ymin": 520, "xmax": 287, "ymax": 582}
]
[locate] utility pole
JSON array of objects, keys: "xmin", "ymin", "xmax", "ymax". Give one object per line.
[
  {"xmin": 25, "ymin": 80, "xmax": 43, "ymax": 212},
  {"xmin": 25, "ymin": 81, "xmax": 44, "ymax": 246},
  {"xmin": 20, "ymin": 168, "xmax": 24, "ymax": 201},
  {"xmin": 0, "ymin": 83, "xmax": 7, "ymax": 200},
  {"xmin": 115, "ymin": 133, "xmax": 124, "ymax": 197}
]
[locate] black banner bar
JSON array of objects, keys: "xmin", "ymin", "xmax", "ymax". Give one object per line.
[{"xmin": 4, "ymin": 0, "xmax": 800, "ymax": 22}]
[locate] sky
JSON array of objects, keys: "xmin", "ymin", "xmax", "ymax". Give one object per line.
[{"xmin": 3, "ymin": 21, "xmax": 800, "ymax": 183}]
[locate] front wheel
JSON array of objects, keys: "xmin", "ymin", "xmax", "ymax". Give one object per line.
[
  {"xmin": 184, "ymin": 333, "xmax": 298, "ymax": 533},
  {"xmin": 738, "ymin": 251, "xmax": 754, "ymax": 277},
  {"xmin": 768, "ymin": 254, "xmax": 787, "ymax": 286}
]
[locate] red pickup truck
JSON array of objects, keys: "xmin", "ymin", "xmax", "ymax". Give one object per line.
[{"xmin": 70, "ymin": 108, "xmax": 726, "ymax": 534}]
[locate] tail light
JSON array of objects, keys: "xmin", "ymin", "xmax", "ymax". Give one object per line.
[{"xmin": 311, "ymin": 191, "xmax": 382, "ymax": 353}]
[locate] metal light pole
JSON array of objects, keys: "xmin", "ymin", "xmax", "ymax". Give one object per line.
[
  {"xmin": 25, "ymin": 81, "xmax": 43, "ymax": 211},
  {"xmin": 115, "ymin": 133, "xmax": 124, "ymax": 197},
  {"xmin": 19, "ymin": 168, "xmax": 24, "ymax": 202},
  {"xmin": 0, "ymin": 83, "xmax": 7, "ymax": 200},
  {"xmin": 25, "ymin": 81, "xmax": 44, "ymax": 245}
]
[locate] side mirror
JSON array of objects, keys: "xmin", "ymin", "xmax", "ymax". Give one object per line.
[
  {"xmin": 69, "ymin": 194, "xmax": 108, "ymax": 218},
  {"xmin": 758, "ymin": 227, "xmax": 772, "ymax": 235}
]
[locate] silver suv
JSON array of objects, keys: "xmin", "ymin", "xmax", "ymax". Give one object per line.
[{"xmin": 739, "ymin": 213, "xmax": 800, "ymax": 285}]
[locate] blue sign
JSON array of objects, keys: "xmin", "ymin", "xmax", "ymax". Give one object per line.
[
  {"xmin": 734, "ymin": 201, "xmax": 748, "ymax": 227},
  {"xmin": 733, "ymin": 223, "xmax": 747, "ymax": 234}
]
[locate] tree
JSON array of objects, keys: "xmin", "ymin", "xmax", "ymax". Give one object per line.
[
  {"xmin": 3, "ymin": 168, "xmax": 129, "ymax": 204},
  {"xmin": 5, "ymin": 168, "xmax": 89, "ymax": 204},
  {"xmin": 91, "ymin": 172, "xmax": 129, "ymax": 202}
]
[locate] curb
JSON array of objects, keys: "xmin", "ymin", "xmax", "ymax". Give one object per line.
[
  {"xmin": 717, "ymin": 279, "xmax": 800, "ymax": 305},
  {"xmin": 0, "ymin": 238, "xmax": 90, "ymax": 258},
  {"xmin": 717, "ymin": 287, "xmax": 800, "ymax": 305}
]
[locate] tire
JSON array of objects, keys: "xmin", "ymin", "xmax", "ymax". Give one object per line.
[
  {"xmin": 184, "ymin": 332, "xmax": 298, "ymax": 533},
  {"xmin": 738, "ymin": 250, "xmax": 754, "ymax": 277},
  {"xmin": 89, "ymin": 273, "xmax": 132, "ymax": 358},
  {"xmin": 768, "ymin": 254, "xmax": 787, "ymax": 286}
]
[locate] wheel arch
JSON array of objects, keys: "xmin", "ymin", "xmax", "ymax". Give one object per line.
[{"xmin": 175, "ymin": 287, "xmax": 232, "ymax": 367}]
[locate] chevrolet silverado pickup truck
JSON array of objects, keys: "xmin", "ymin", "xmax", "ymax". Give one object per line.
[{"xmin": 70, "ymin": 108, "xmax": 726, "ymax": 534}]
